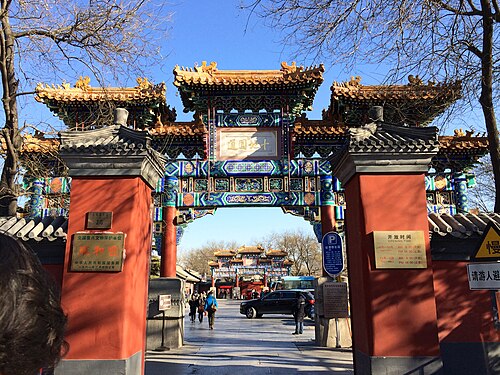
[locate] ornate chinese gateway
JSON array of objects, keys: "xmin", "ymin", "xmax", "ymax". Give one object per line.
[{"xmin": 30, "ymin": 62, "xmax": 489, "ymax": 246}]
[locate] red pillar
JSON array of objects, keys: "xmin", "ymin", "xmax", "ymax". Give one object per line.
[
  {"xmin": 321, "ymin": 205, "xmax": 336, "ymax": 236},
  {"xmin": 345, "ymin": 174, "xmax": 440, "ymax": 362},
  {"xmin": 160, "ymin": 206, "xmax": 177, "ymax": 277},
  {"xmin": 56, "ymin": 125, "xmax": 166, "ymax": 375},
  {"xmin": 59, "ymin": 177, "xmax": 152, "ymax": 374},
  {"xmin": 331, "ymin": 123, "xmax": 442, "ymax": 373}
]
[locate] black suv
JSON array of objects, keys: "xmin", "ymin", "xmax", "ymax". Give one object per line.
[{"xmin": 240, "ymin": 289, "xmax": 315, "ymax": 319}]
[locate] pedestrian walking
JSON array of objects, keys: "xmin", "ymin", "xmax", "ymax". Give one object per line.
[
  {"xmin": 292, "ymin": 293, "xmax": 306, "ymax": 335},
  {"xmin": 188, "ymin": 294, "xmax": 199, "ymax": 322},
  {"xmin": 197, "ymin": 294, "xmax": 205, "ymax": 323},
  {"xmin": 204, "ymin": 290, "xmax": 218, "ymax": 330}
]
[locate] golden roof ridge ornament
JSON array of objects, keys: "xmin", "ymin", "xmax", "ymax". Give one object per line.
[
  {"xmin": 194, "ymin": 61, "xmax": 217, "ymax": 74},
  {"xmin": 74, "ymin": 76, "xmax": 91, "ymax": 90},
  {"xmin": 281, "ymin": 61, "xmax": 303, "ymax": 73},
  {"xmin": 136, "ymin": 77, "xmax": 153, "ymax": 90}
]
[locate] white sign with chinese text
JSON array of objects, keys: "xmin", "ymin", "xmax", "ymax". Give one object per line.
[
  {"xmin": 159, "ymin": 294, "xmax": 172, "ymax": 310},
  {"xmin": 467, "ymin": 262, "xmax": 500, "ymax": 290},
  {"xmin": 217, "ymin": 128, "xmax": 279, "ymax": 160}
]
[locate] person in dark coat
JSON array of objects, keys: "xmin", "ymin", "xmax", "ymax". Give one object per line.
[
  {"xmin": 292, "ymin": 293, "xmax": 307, "ymax": 334},
  {"xmin": 188, "ymin": 294, "xmax": 199, "ymax": 322},
  {"xmin": 197, "ymin": 294, "xmax": 205, "ymax": 323}
]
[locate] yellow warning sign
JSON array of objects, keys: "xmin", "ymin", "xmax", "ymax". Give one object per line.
[{"xmin": 472, "ymin": 222, "xmax": 500, "ymax": 261}]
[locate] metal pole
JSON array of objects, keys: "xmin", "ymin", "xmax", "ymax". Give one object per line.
[{"xmin": 154, "ymin": 311, "xmax": 170, "ymax": 351}]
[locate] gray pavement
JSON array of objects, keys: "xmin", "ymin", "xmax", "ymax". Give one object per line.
[{"xmin": 146, "ymin": 299, "xmax": 354, "ymax": 374}]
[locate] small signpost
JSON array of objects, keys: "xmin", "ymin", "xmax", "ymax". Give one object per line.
[
  {"xmin": 322, "ymin": 232, "xmax": 344, "ymax": 277},
  {"xmin": 159, "ymin": 295, "xmax": 172, "ymax": 310},
  {"xmin": 155, "ymin": 294, "xmax": 172, "ymax": 352}
]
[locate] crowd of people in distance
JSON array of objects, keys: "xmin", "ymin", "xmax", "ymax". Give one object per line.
[{"xmin": 187, "ymin": 290, "xmax": 219, "ymax": 329}]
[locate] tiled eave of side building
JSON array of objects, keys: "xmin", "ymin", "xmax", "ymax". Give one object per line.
[
  {"xmin": 35, "ymin": 78, "xmax": 166, "ymax": 128},
  {"xmin": 429, "ymin": 212, "xmax": 500, "ymax": 261},
  {"xmin": 290, "ymin": 118, "xmax": 489, "ymax": 169},
  {"xmin": 173, "ymin": 61, "xmax": 324, "ymax": 114},
  {"xmin": 327, "ymin": 76, "xmax": 461, "ymax": 127}
]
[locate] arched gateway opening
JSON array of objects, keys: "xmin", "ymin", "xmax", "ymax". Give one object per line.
[{"xmin": 19, "ymin": 62, "xmax": 497, "ymax": 374}]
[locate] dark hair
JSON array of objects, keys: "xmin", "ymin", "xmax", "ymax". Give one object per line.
[{"xmin": 0, "ymin": 232, "xmax": 68, "ymax": 375}]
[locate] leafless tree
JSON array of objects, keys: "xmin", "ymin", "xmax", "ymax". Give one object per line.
[
  {"xmin": 246, "ymin": 0, "xmax": 500, "ymax": 212},
  {"xmin": 0, "ymin": 0, "xmax": 171, "ymax": 216},
  {"xmin": 267, "ymin": 229, "xmax": 322, "ymax": 276},
  {"xmin": 468, "ymin": 155, "xmax": 495, "ymax": 211}
]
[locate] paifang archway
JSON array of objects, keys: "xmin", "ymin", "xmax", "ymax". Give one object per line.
[{"xmin": 33, "ymin": 62, "xmax": 494, "ymax": 374}]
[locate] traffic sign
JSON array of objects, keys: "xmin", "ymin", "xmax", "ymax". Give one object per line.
[
  {"xmin": 322, "ymin": 232, "xmax": 344, "ymax": 277},
  {"xmin": 472, "ymin": 222, "xmax": 500, "ymax": 262}
]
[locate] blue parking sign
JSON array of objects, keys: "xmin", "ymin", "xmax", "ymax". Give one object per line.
[{"xmin": 322, "ymin": 232, "xmax": 344, "ymax": 277}]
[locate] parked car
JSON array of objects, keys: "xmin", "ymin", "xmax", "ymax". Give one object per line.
[{"xmin": 240, "ymin": 289, "xmax": 315, "ymax": 319}]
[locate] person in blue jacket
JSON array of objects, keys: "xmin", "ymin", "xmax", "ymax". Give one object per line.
[{"xmin": 204, "ymin": 290, "xmax": 219, "ymax": 330}]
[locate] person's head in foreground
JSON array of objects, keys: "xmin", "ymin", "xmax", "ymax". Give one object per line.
[{"xmin": 0, "ymin": 233, "xmax": 67, "ymax": 375}]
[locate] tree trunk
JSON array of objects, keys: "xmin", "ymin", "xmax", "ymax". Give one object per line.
[
  {"xmin": 479, "ymin": 2, "xmax": 500, "ymax": 212},
  {"xmin": 0, "ymin": 6, "xmax": 21, "ymax": 217}
]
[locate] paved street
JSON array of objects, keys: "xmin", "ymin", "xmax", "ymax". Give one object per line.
[{"xmin": 146, "ymin": 299, "xmax": 353, "ymax": 374}]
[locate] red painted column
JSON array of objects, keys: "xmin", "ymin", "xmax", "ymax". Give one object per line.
[
  {"xmin": 331, "ymin": 123, "xmax": 442, "ymax": 373},
  {"xmin": 321, "ymin": 205, "xmax": 336, "ymax": 235},
  {"xmin": 59, "ymin": 177, "xmax": 152, "ymax": 373},
  {"xmin": 344, "ymin": 174, "xmax": 441, "ymax": 369},
  {"xmin": 56, "ymin": 124, "xmax": 166, "ymax": 375},
  {"xmin": 160, "ymin": 206, "xmax": 177, "ymax": 277}
]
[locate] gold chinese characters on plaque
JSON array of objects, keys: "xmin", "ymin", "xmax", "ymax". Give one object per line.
[
  {"xmin": 373, "ymin": 231, "xmax": 427, "ymax": 269},
  {"xmin": 70, "ymin": 232, "xmax": 125, "ymax": 272}
]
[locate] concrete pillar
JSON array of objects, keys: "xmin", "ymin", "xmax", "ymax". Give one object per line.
[
  {"xmin": 56, "ymin": 126, "xmax": 165, "ymax": 375},
  {"xmin": 331, "ymin": 123, "xmax": 442, "ymax": 374}
]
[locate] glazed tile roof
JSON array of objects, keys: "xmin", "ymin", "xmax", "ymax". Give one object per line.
[
  {"xmin": 150, "ymin": 122, "xmax": 207, "ymax": 137},
  {"xmin": 428, "ymin": 212, "xmax": 500, "ymax": 238},
  {"xmin": 331, "ymin": 76, "xmax": 460, "ymax": 102},
  {"xmin": 174, "ymin": 61, "xmax": 324, "ymax": 88},
  {"xmin": 208, "ymin": 261, "xmax": 219, "ymax": 267},
  {"xmin": 35, "ymin": 77, "xmax": 166, "ymax": 103},
  {"xmin": 174, "ymin": 61, "xmax": 324, "ymax": 114},
  {"xmin": 0, "ymin": 216, "xmax": 67, "ymax": 242},
  {"xmin": 329, "ymin": 76, "xmax": 461, "ymax": 126},
  {"xmin": 236, "ymin": 245, "xmax": 264, "ymax": 254},
  {"xmin": 266, "ymin": 249, "xmax": 288, "ymax": 257},
  {"xmin": 213, "ymin": 249, "xmax": 236, "ymax": 257},
  {"xmin": 292, "ymin": 119, "xmax": 346, "ymax": 137}
]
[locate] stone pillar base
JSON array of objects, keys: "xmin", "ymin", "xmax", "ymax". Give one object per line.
[
  {"xmin": 355, "ymin": 350, "xmax": 443, "ymax": 375},
  {"xmin": 146, "ymin": 277, "xmax": 185, "ymax": 350},
  {"xmin": 55, "ymin": 351, "xmax": 142, "ymax": 375},
  {"xmin": 315, "ymin": 317, "xmax": 352, "ymax": 348}
]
